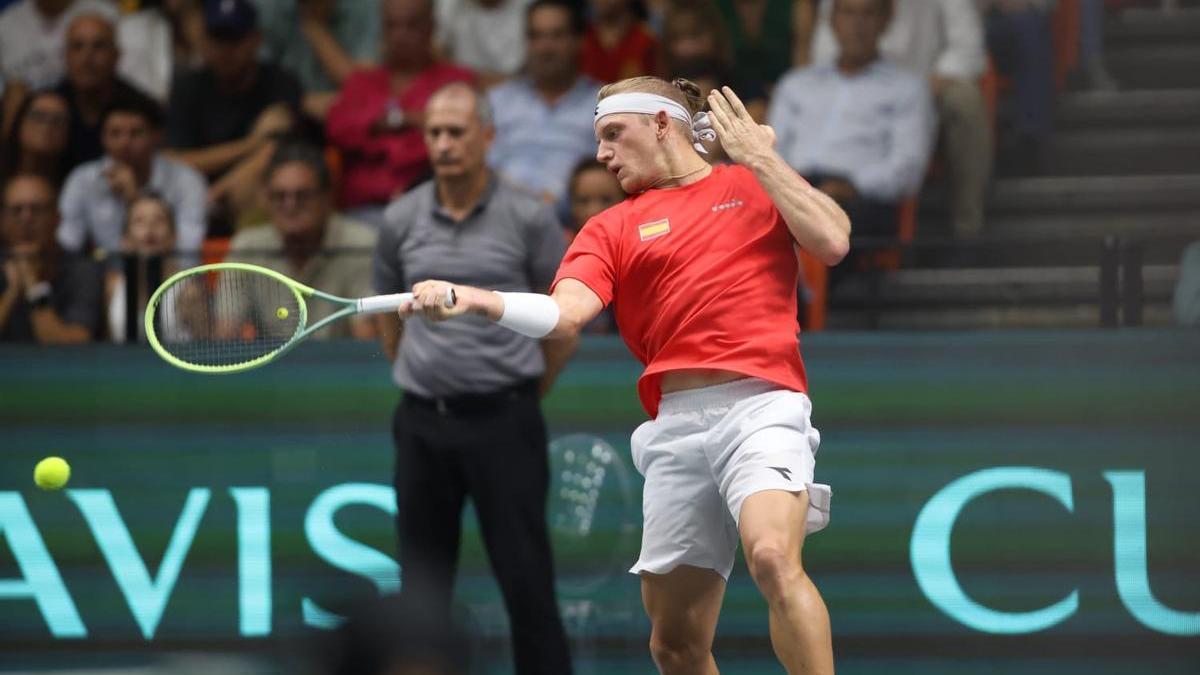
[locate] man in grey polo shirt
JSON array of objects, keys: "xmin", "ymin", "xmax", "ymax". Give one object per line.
[{"xmin": 373, "ymin": 81, "xmax": 576, "ymax": 674}]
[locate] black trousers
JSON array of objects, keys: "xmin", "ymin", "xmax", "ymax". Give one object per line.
[{"xmin": 392, "ymin": 381, "xmax": 572, "ymax": 675}]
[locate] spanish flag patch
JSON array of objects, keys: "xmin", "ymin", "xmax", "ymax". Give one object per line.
[{"xmin": 638, "ymin": 218, "xmax": 671, "ymax": 242}]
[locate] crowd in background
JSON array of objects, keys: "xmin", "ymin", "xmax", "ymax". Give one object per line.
[{"xmin": 2, "ymin": 0, "xmax": 1187, "ymax": 345}]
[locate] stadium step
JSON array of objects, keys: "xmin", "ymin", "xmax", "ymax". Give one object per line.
[
  {"xmin": 1031, "ymin": 128, "xmax": 1200, "ymax": 176},
  {"xmin": 826, "ymin": 265, "xmax": 1180, "ymax": 330},
  {"xmin": 1056, "ymin": 89, "xmax": 1200, "ymax": 131},
  {"xmin": 1105, "ymin": 44, "xmax": 1200, "ymax": 89},
  {"xmin": 986, "ymin": 174, "xmax": 1200, "ymax": 213},
  {"xmin": 1106, "ymin": 6, "xmax": 1200, "ymax": 46}
]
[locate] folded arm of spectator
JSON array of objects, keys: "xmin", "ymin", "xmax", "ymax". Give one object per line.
[
  {"xmin": 205, "ymin": 139, "xmax": 277, "ymax": 211},
  {"xmin": 849, "ymin": 83, "xmax": 937, "ymax": 202},
  {"xmin": 167, "ymin": 102, "xmax": 292, "ymax": 177},
  {"xmin": 166, "ymin": 137, "xmax": 258, "ymax": 177}
]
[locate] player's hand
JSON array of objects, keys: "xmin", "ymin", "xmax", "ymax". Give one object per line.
[
  {"xmin": 706, "ymin": 86, "xmax": 776, "ymax": 167},
  {"xmin": 405, "ymin": 280, "xmax": 467, "ymax": 322}
]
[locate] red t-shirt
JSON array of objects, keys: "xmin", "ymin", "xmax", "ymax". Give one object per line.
[
  {"xmin": 552, "ymin": 164, "xmax": 809, "ymax": 418},
  {"xmin": 325, "ymin": 63, "xmax": 475, "ymax": 208},
  {"xmin": 579, "ymin": 23, "xmax": 657, "ymax": 84}
]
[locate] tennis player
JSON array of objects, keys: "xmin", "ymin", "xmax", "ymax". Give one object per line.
[{"xmin": 403, "ymin": 76, "xmax": 850, "ymax": 674}]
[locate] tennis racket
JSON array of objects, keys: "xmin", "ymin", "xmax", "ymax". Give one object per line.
[{"xmin": 143, "ymin": 262, "xmax": 454, "ymax": 373}]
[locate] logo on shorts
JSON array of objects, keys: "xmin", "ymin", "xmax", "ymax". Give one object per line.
[
  {"xmin": 769, "ymin": 466, "xmax": 793, "ymax": 481},
  {"xmin": 637, "ymin": 218, "xmax": 670, "ymax": 242}
]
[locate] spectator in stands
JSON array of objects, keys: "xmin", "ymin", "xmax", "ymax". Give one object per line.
[
  {"xmin": 487, "ymin": 0, "xmax": 601, "ymax": 204},
  {"xmin": 769, "ymin": 0, "xmax": 934, "ymax": 239},
  {"xmin": 255, "ymin": 0, "xmax": 381, "ymax": 120},
  {"xmin": 810, "ymin": 0, "xmax": 992, "ymax": 237},
  {"xmin": 566, "ymin": 158, "xmax": 622, "ymax": 244},
  {"xmin": 0, "ymin": 173, "xmax": 102, "ymax": 343},
  {"xmin": 58, "ymin": 96, "xmax": 206, "ymax": 262},
  {"xmin": 105, "ymin": 191, "xmax": 180, "ymax": 342},
  {"xmin": 1175, "ymin": 241, "xmax": 1200, "ymax": 327},
  {"xmin": 56, "ymin": 12, "xmax": 160, "ymax": 171},
  {"xmin": 0, "ymin": 0, "xmax": 116, "ymax": 91},
  {"xmin": 661, "ymin": 1, "xmax": 767, "ymax": 119},
  {"xmin": 716, "ymin": 0, "xmax": 804, "ymax": 88},
  {"xmin": 226, "ymin": 142, "xmax": 377, "ymax": 340},
  {"xmin": 0, "ymin": 90, "xmax": 71, "ymax": 190},
  {"xmin": 326, "ymin": 0, "xmax": 474, "ymax": 228},
  {"xmin": 565, "ymin": 158, "xmax": 619, "ymax": 332},
  {"xmin": 979, "ymin": 0, "xmax": 1055, "ymax": 175},
  {"xmin": 166, "ymin": 0, "xmax": 302, "ymax": 224},
  {"xmin": 580, "ymin": 0, "xmax": 657, "ymax": 83},
  {"xmin": 436, "ymin": 0, "xmax": 533, "ymax": 86}
]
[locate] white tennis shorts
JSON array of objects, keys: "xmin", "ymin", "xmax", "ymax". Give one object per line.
[{"xmin": 629, "ymin": 378, "xmax": 831, "ymax": 580}]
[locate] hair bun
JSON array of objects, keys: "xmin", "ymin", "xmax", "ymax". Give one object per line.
[{"xmin": 670, "ymin": 78, "xmax": 704, "ymax": 115}]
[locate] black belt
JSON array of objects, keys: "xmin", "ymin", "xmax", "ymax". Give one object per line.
[{"xmin": 403, "ymin": 379, "xmax": 538, "ymax": 416}]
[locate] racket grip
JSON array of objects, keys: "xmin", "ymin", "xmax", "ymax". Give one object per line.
[{"xmin": 356, "ymin": 289, "xmax": 456, "ymax": 314}]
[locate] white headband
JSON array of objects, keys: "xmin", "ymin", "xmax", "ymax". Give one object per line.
[{"xmin": 594, "ymin": 93, "xmax": 717, "ymax": 154}]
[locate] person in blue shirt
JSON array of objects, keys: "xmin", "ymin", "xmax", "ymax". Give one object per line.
[
  {"xmin": 486, "ymin": 0, "xmax": 601, "ymax": 207},
  {"xmin": 769, "ymin": 0, "xmax": 934, "ymax": 245}
]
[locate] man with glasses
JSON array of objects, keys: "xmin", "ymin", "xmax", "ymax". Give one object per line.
[
  {"xmin": 1, "ymin": 172, "xmax": 102, "ymax": 343},
  {"xmin": 225, "ymin": 141, "xmax": 377, "ymax": 340}
]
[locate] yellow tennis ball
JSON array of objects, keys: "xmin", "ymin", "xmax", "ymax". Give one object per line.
[
  {"xmin": 276, "ymin": 307, "xmax": 289, "ymax": 319},
  {"xmin": 34, "ymin": 457, "xmax": 70, "ymax": 491}
]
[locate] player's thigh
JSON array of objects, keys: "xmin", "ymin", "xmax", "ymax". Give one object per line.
[
  {"xmin": 641, "ymin": 565, "xmax": 726, "ymax": 649},
  {"xmin": 632, "ymin": 413, "xmax": 741, "ymax": 579},
  {"xmin": 739, "ymin": 489, "xmax": 810, "ymax": 567}
]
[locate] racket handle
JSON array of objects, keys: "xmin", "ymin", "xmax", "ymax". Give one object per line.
[{"xmin": 356, "ymin": 288, "xmax": 456, "ymax": 314}]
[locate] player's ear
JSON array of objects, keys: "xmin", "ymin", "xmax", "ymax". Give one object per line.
[{"xmin": 654, "ymin": 110, "xmax": 671, "ymax": 140}]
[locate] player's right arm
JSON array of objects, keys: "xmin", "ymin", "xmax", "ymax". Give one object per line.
[{"xmin": 403, "ymin": 278, "xmax": 603, "ymax": 340}]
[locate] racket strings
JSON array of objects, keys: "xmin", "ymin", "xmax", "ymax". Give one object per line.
[{"xmin": 150, "ymin": 269, "xmax": 303, "ymax": 367}]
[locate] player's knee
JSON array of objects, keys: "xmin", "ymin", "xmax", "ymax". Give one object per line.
[
  {"xmin": 748, "ymin": 544, "xmax": 804, "ymax": 600},
  {"xmin": 649, "ymin": 630, "xmax": 710, "ymax": 672}
]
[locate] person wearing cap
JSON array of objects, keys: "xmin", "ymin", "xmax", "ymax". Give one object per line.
[
  {"xmin": 165, "ymin": 0, "xmax": 302, "ymax": 225},
  {"xmin": 403, "ymin": 77, "xmax": 850, "ymax": 674}
]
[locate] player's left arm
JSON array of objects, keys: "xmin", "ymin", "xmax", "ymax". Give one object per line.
[{"xmin": 706, "ymin": 86, "xmax": 850, "ymax": 266}]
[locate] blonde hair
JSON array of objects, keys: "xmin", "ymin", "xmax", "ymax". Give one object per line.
[{"xmin": 597, "ymin": 76, "xmax": 706, "ymax": 118}]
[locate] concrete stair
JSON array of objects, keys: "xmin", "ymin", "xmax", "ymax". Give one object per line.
[{"xmin": 827, "ymin": 4, "xmax": 1199, "ymax": 330}]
